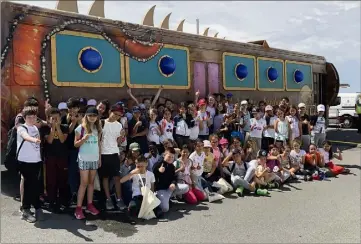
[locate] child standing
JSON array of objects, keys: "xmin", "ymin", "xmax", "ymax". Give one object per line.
[
  {"xmin": 74, "ymin": 107, "xmax": 102, "ymax": 220},
  {"xmin": 159, "ymin": 108, "xmax": 174, "ymax": 143},
  {"xmin": 17, "ymin": 109, "xmax": 43, "ymax": 223},
  {"xmin": 44, "ymin": 108, "xmax": 69, "ymax": 212},
  {"xmin": 213, "ymin": 103, "xmax": 226, "ymax": 133},
  {"xmin": 250, "ymin": 107, "xmax": 266, "ymax": 152},
  {"xmin": 197, "ymin": 99, "xmax": 212, "ymax": 140},
  {"xmin": 274, "ymin": 109, "xmax": 291, "ymax": 148},
  {"xmin": 310, "ymin": 104, "xmax": 327, "ymax": 148},
  {"xmin": 287, "ymin": 105, "xmax": 302, "ymax": 142},
  {"xmin": 147, "ymin": 109, "xmax": 162, "ymax": 152},
  {"xmin": 99, "ymin": 104, "xmax": 126, "ymax": 211}
]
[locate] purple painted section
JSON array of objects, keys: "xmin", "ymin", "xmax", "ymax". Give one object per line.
[
  {"xmin": 207, "ymin": 63, "xmax": 219, "ymax": 95},
  {"xmin": 193, "ymin": 62, "xmax": 206, "ymax": 98}
]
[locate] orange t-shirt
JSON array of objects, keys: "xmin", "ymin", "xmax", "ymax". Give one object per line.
[{"xmin": 304, "ymin": 152, "xmax": 322, "ymax": 166}]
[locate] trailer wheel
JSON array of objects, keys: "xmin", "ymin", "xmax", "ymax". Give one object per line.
[{"xmin": 342, "ymin": 116, "xmax": 353, "ymax": 128}]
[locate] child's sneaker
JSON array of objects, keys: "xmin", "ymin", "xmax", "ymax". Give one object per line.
[
  {"xmin": 267, "ymin": 182, "xmax": 279, "ymax": 189},
  {"xmin": 255, "ymin": 188, "xmax": 270, "ymax": 196},
  {"xmin": 86, "ymin": 203, "xmax": 100, "ymax": 216},
  {"xmin": 21, "ymin": 209, "xmax": 36, "ymax": 223},
  {"xmin": 74, "ymin": 207, "xmax": 85, "ymax": 220},
  {"xmin": 105, "ymin": 199, "xmax": 113, "ymax": 210},
  {"xmin": 235, "ymin": 186, "xmax": 244, "ymax": 197},
  {"xmin": 116, "ymin": 199, "xmax": 127, "ymax": 211}
]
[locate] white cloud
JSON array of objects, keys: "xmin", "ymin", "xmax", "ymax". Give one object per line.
[{"xmin": 10, "ymin": 0, "xmax": 361, "ymax": 91}]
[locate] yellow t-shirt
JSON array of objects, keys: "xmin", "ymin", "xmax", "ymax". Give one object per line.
[{"xmin": 203, "ymin": 152, "xmax": 214, "ymax": 173}]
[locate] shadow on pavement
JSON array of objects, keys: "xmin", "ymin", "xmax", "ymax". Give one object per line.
[
  {"xmin": 87, "ymin": 212, "xmax": 138, "ymax": 238},
  {"xmin": 1, "ymin": 169, "xmax": 20, "ymax": 198},
  {"xmin": 34, "ymin": 212, "xmax": 98, "ymax": 242},
  {"xmin": 342, "ymin": 164, "xmax": 361, "ymax": 170}
]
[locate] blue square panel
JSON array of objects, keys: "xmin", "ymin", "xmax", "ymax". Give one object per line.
[
  {"xmin": 257, "ymin": 57, "xmax": 285, "ymax": 91},
  {"xmin": 285, "ymin": 61, "xmax": 312, "ymax": 91},
  {"xmin": 51, "ymin": 30, "xmax": 124, "ymax": 87},
  {"xmin": 222, "ymin": 53, "xmax": 256, "ymax": 90},
  {"xmin": 126, "ymin": 44, "xmax": 190, "ymax": 89}
]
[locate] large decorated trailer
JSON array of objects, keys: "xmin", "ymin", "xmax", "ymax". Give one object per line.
[{"xmin": 1, "ymin": 1, "xmax": 340, "ymax": 149}]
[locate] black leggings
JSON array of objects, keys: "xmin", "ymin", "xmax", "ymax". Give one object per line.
[{"xmin": 18, "ymin": 161, "xmax": 42, "ymax": 210}]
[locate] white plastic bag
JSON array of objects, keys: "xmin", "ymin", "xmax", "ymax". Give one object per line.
[
  {"xmin": 204, "ymin": 188, "xmax": 225, "ymax": 202},
  {"xmin": 215, "ymin": 178, "xmax": 233, "ymax": 194},
  {"xmin": 94, "ymin": 173, "xmax": 101, "ymax": 191},
  {"xmin": 138, "ymin": 175, "xmax": 161, "ymax": 220}
]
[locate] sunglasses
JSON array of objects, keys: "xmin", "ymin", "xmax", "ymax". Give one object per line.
[{"xmin": 165, "ymin": 129, "xmax": 172, "ymax": 132}]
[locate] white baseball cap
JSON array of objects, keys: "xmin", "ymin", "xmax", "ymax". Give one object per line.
[
  {"xmin": 203, "ymin": 140, "xmax": 212, "ymax": 148},
  {"xmin": 139, "ymin": 103, "xmax": 146, "ymax": 110},
  {"xmin": 87, "ymin": 99, "xmax": 97, "ymax": 106},
  {"xmin": 265, "ymin": 105, "xmax": 273, "ymax": 111},
  {"xmin": 241, "ymin": 100, "xmax": 248, "ymax": 105},
  {"xmin": 317, "ymin": 104, "xmax": 325, "ymax": 112},
  {"xmin": 57, "ymin": 102, "xmax": 67, "ymax": 110},
  {"xmin": 298, "ymin": 103, "xmax": 306, "ymax": 108}
]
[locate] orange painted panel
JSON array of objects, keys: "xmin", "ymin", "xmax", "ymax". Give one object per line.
[{"xmin": 13, "ymin": 24, "xmax": 48, "ymax": 86}]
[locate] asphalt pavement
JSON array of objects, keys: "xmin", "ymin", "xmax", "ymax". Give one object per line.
[{"xmin": 1, "ymin": 147, "xmax": 360, "ymax": 243}]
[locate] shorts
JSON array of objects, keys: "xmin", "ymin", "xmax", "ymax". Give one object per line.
[
  {"xmin": 78, "ymin": 160, "xmax": 99, "ymax": 171},
  {"xmin": 99, "ymin": 153, "xmax": 120, "ymax": 178}
]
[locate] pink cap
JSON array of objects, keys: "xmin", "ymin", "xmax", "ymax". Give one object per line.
[{"xmin": 219, "ymin": 138, "xmax": 228, "ymax": 145}]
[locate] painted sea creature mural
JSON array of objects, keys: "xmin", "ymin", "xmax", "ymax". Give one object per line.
[{"xmin": 1, "ymin": 1, "xmax": 340, "ymax": 151}]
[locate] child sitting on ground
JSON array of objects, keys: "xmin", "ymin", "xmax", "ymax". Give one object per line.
[
  {"xmin": 318, "ymin": 140, "xmax": 350, "ymax": 176},
  {"xmin": 120, "ymin": 155, "xmax": 156, "ymax": 218},
  {"xmin": 174, "ymin": 145, "xmax": 205, "ymax": 204},
  {"xmin": 263, "ymin": 145, "xmax": 283, "ymax": 188},
  {"xmin": 202, "ymin": 140, "xmax": 218, "ymax": 183},
  {"xmin": 278, "ymin": 145, "xmax": 294, "ymax": 181},
  {"xmin": 304, "ymin": 144, "xmax": 325, "ymax": 181}
]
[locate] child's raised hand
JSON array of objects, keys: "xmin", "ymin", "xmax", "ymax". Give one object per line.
[
  {"xmin": 337, "ymin": 148, "xmax": 341, "ymax": 153},
  {"xmin": 131, "ymin": 167, "xmax": 140, "ymax": 175},
  {"xmin": 159, "ymin": 163, "xmax": 165, "ymax": 173}
]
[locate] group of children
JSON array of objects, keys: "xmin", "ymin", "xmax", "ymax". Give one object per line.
[{"xmin": 9, "ymin": 91, "xmax": 351, "ymax": 224}]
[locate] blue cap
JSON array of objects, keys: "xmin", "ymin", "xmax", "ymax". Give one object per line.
[
  {"xmin": 231, "ymin": 131, "xmax": 241, "ymax": 138},
  {"xmin": 226, "ymin": 93, "xmax": 233, "ymax": 98},
  {"xmin": 132, "ymin": 106, "xmax": 140, "ymax": 113},
  {"xmin": 116, "ymin": 101, "xmax": 124, "ymax": 107}
]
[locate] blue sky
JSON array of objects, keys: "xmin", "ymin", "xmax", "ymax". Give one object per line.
[{"xmin": 14, "ymin": 1, "xmax": 361, "ymax": 93}]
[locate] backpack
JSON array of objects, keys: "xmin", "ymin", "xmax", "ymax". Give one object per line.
[{"xmin": 4, "ymin": 125, "xmax": 28, "ymax": 171}]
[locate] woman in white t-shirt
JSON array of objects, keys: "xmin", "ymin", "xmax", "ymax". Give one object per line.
[{"xmin": 16, "ymin": 109, "xmax": 42, "ymax": 223}]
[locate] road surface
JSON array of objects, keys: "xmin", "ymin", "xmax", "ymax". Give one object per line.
[{"xmin": 1, "ymin": 147, "xmax": 360, "ymax": 243}]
